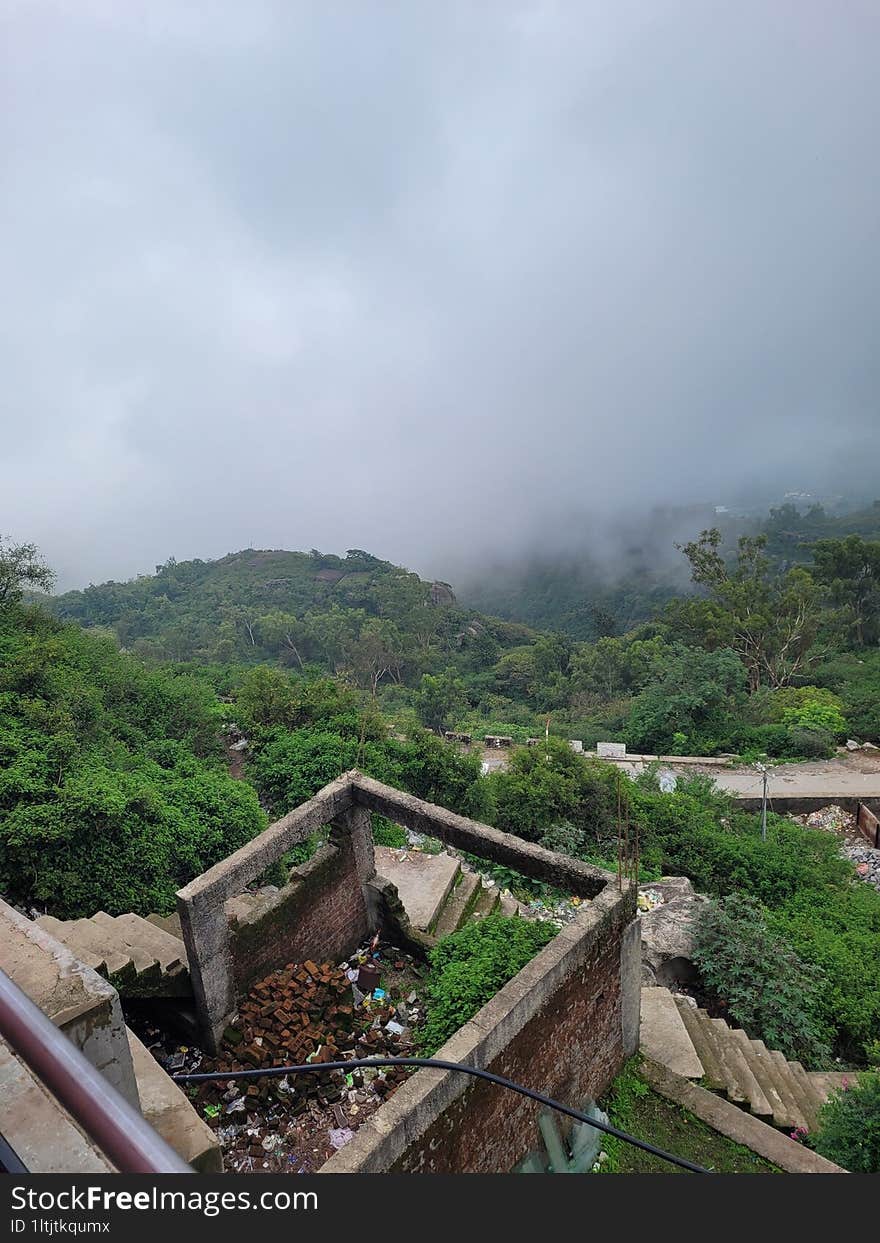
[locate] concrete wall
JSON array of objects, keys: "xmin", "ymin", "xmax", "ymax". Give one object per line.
[
  {"xmin": 323, "ymin": 878, "xmax": 638, "ymax": 1173},
  {"xmin": 0, "ymin": 898, "xmax": 139, "ymax": 1109},
  {"xmin": 737, "ymin": 794, "xmax": 878, "ymax": 818}
]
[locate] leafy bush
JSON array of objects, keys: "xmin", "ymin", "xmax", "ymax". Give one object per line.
[
  {"xmin": 784, "ymin": 724, "xmax": 835, "ymax": 759},
  {"xmin": 813, "ymin": 1072, "xmax": 880, "ymax": 1172},
  {"xmin": 371, "ymin": 815, "xmax": 407, "ymax": 848},
  {"xmin": 692, "ymin": 895, "xmax": 829, "ymax": 1064},
  {"xmin": 0, "ymin": 607, "xmax": 266, "ymax": 917},
  {"xmin": 418, "ymin": 915, "xmax": 556, "ymax": 1054}
]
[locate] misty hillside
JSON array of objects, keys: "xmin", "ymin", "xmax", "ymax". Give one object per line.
[
  {"xmin": 763, "ymin": 499, "xmax": 880, "ymax": 563},
  {"xmin": 48, "ymin": 546, "xmax": 537, "ymax": 671},
  {"xmin": 460, "ymin": 500, "xmax": 880, "ymax": 638}
]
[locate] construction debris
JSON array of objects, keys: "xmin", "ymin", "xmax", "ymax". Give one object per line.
[
  {"xmin": 162, "ymin": 942, "xmax": 424, "ymax": 1173},
  {"xmin": 792, "ymin": 805, "xmax": 880, "ymax": 893}
]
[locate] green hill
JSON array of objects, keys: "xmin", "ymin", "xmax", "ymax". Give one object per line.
[{"xmin": 47, "ymin": 546, "xmax": 538, "ymax": 685}]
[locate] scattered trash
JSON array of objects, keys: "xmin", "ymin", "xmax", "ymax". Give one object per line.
[{"xmin": 329, "ymin": 1128, "xmax": 354, "ymax": 1150}]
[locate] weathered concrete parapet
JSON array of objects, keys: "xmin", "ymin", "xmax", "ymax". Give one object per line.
[
  {"xmin": 0, "ymin": 898, "xmax": 139, "ymax": 1109},
  {"xmin": 177, "ymin": 774, "xmax": 357, "ymax": 1050},
  {"xmin": 348, "ymin": 771, "xmax": 613, "ymax": 898}
]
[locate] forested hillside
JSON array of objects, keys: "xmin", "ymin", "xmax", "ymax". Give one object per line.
[{"xmin": 42, "ymin": 508, "xmax": 880, "ymax": 755}]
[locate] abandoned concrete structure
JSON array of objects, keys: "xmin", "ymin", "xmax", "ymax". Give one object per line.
[
  {"xmin": 2, "ymin": 771, "xmax": 639, "ymax": 1173},
  {"xmin": 176, "ymin": 771, "xmax": 639, "ymax": 1173}
]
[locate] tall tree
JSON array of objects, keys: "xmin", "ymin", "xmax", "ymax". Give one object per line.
[
  {"xmin": 676, "ymin": 529, "xmax": 821, "ymax": 691},
  {"xmin": 0, "ymin": 537, "xmax": 55, "ymax": 608},
  {"xmin": 811, "ymin": 535, "xmax": 880, "ymax": 648}
]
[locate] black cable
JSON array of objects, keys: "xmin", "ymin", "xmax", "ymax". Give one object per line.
[{"xmin": 174, "ymin": 1055, "xmax": 710, "ymax": 1173}]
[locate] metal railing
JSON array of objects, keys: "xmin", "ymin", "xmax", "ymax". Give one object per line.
[{"xmin": 0, "ymin": 969, "xmax": 191, "ymax": 1174}]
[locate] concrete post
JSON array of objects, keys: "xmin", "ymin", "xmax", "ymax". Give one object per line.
[
  {"xmin": 177, "ymin": 898, "xmax": 235, "ymax": 1054},
  {"xmin": 619, "ymin": 916, "xmax": 642, "ymax": 1058}
]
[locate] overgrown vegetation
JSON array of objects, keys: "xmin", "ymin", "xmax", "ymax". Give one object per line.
[
  {"xmin": 599, "ymin": 1060, "xmax": 780, "ymax": 1174},
  {"xmin": 692, "ymin": 894, "xmax": 829, "ymax": 1064},
  {"xmin": 417, "ymin": 915, "xmax": 556, "ymax": 1055},
  {"xmin": 0, "ymin": 603, "xmax": 266, "ymax": 917},
  {"xmin": 813, "ymin": 1072, "xmax": 880, "ymax": 1173}
]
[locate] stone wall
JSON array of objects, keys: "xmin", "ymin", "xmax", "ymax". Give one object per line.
[{"xmin": 322, "ymin": 878, "xmax": 639, "ymax": 1174}]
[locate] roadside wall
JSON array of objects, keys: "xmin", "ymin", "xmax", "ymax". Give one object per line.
[{"xmin": 857, "ymin": 802, "xmax": 880, "ymax": 847}]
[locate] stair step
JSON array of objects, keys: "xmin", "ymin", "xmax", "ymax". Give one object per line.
[
  {"xmin": 499, "ymin": 893, "xmax": 521, "ymax": 917},
  {"xmin": 374, "ymin": 847, "xmax": 461, "ymax": 933},
  {"xmin": 788, "ymin": 1061, "xmax": 825, "ymax": 1132},
  {"xmin": 433, "ymin": 871, "xmax": 481, "ymax": 938},
  {"xmin": 147, "ymin": 912, "xmax": 183, "ymax": 939},
  {"xmin": 707, "ymin": 1018, "xmax": 748, "ymax": 1104},
  {"xmin": 723, "ymin": 1028, "xmax": 772, "ymax": 1117},
  {"xmin": 87, "ymin": 913, "xmax": 159, "ymax": 976},
  {"xmin": 109, "ymin": 914, "xmax": 186, "ymax": 973},
  {"xmin": 469, "ymin": 883, "xmax": 501, "ymax": 922},
  {"xmin": 748, "ymin": 1040, "xmax": 808, "ymax": 1131},
  {"xmin": 34, "ymin": 915, "xmax": 65, "ymax": 934},
  {"xmin": 732, "ymin": 1030, "xmax": 791, "ymax": 1128},
  {"xmin": 673, "ymin": 1000, "xmax": 726, "ymax": 1090},
  {"xmin": 61, "ymin": 919, "xmax": 134, "ymax": 978},
  {"xmin": 641, "ymin": 988, "xmax": 704, "ymax": 1078},
  {"xmin": 768, "ymin": 1052, "xmax": 818, "ymax": 1133},
  {"xmin": 34, "ymin": 916, "xmax": 106, "ymax": 971}
]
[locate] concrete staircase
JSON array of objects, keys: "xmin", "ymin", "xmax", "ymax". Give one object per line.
[
  {"xmin": 34, "ymin": 912, "xmax": 190, "ymax": 997},
  {"xmin": 375, "ymin": 846, "xmax": 521, "ymax": 941},
  {"xmin": 640, "ymin": 986, "xmax": 854, "ymax": 1134}
]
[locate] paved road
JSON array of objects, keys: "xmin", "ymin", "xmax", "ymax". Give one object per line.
[
  {"xmin": 668, "ymin": 755, "xmax": 880, "ymax": 802},
  {"xmin": 477, "ymin": 745, "xmax": 880, "ymax": 802}
]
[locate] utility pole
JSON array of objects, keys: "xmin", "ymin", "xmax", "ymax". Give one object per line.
[{"xmin": 756, "ymin": 763, "xmax": 768, "ymax": 842}]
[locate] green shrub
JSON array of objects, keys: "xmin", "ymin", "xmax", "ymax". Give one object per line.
[
  {"xmin": 418, "ymin": 915, "xmax": 556, "ymax": 1054},
  {"xmin": 371, "ymin": 815, "xmax": 407, "ymax": 848},
  {"xmin": 784, "ymin": 724, "xmax": 835, "ymax": 758},
  {"xmin": 692, "ymin": 894, "xmax": 830, "ymax": 1065},
  {"xmin": 813, "ymin": 1072, "xmax": 880, "ymax": 1172}
]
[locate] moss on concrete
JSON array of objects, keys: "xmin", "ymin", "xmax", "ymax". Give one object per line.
[{"xmin": 599, "ymin": 1061, "xmax": 781, "ymax": 1174}]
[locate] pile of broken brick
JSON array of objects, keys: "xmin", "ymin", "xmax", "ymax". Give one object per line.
[{"xmin": 185, "ymin": 943, "xmax": 424, "ymax": 1172}]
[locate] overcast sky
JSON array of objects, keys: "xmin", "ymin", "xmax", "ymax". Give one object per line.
[{"xmin": 2, "ymin": 1, "xmax": 879, "ymax": 589}]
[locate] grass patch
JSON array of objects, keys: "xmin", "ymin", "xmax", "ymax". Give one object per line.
[{"xmin": 599, "ymin": 1061, "xmax": 781, "ymax": 1174}]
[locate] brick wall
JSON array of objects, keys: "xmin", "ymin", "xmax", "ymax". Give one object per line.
[
  {"xmin": 323, "ymin": 880, "xmax": 637, "ymax": 1174},
  {"xmin": 229, "ymin": 836, "xmax": 370, "ymax": 996},
  {"xmin": 392, "ymin": 906, "xmax": 627, "ymax": 1172}
]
